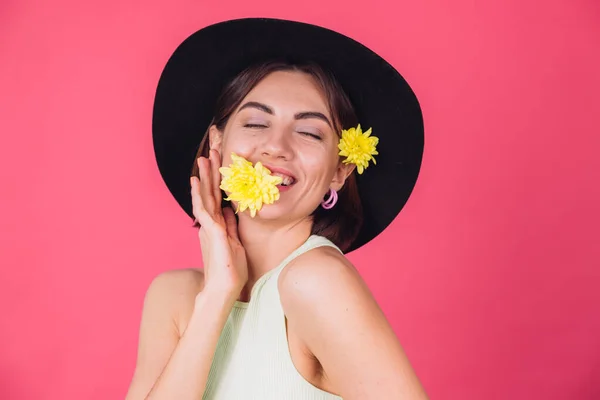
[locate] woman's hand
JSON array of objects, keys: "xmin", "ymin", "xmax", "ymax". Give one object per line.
[{"xmin": 191, "ymin": 149, "xmax": 248, "ymax": 300}]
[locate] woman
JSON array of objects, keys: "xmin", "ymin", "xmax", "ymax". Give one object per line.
[{"xmin": 127, "ymin": 18, "xmax": 428, "ymax": 399}]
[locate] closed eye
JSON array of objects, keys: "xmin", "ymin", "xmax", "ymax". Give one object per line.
[
  {"xmin": 300, "ymin": 132, "xmax": 322, "ymax": 140},
  {"xmin": 244, "ymin": 123, "xmax": 321, "ymax": 140}
]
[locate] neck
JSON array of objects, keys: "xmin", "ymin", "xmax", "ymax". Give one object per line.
[{"xmin": 236, "ymin": 214, "xmax": 313, "ymax": 287}]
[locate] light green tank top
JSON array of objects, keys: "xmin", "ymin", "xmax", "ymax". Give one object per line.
[{"xmin": 202, "ymin": 235, "xmax": 344, "ymax": 400}]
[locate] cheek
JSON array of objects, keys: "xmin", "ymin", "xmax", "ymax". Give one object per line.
[
  {"xmin": 221, "ymin": 136, "xmax": 256, "ymax": 164},
  {"xmin": 300, "ymin": 153, "xmax": 337, "ymax": 185}
]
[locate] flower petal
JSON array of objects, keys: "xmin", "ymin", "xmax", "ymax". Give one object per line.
[{"xmin": 218, "ymin": 153, "xmax": 282, "ymax": 217}]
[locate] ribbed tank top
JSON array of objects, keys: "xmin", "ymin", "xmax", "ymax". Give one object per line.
[{"xmin": 202, "ymin": 235, "xmax": 344, "ymax": 400}]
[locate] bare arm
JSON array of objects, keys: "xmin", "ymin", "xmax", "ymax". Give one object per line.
[
  {"xmin": 125, "ymin": 270, "xmax": 238, "ymax": 400},
  {"xmin": 127, "ymin": 274, "xmax": 235, "ymax": 400},
  {"xmin": 280, "ymin": 247, "xmax": 429, "ymax": 400},
  {"xmin": 126, "ymin": 150, "xmax": 248, "ymax": 399},
  {"xmin": 124, "ymin": 270, "xmax": 186, "ymax": 400}
]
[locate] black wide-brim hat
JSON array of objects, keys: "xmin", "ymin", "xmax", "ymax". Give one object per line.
[{"xmin": 153, "ymin": 17, "xmax": 424, "ymax": 253}]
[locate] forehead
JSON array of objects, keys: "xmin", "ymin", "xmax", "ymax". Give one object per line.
[{"xmin": 242, "ymin": 70, "xmax": 329, "ymax": 113}]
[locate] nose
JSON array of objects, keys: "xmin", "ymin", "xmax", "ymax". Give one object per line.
[{"xmin": 260, "ymin": 128, "xmax": 293, "ymax": 160}]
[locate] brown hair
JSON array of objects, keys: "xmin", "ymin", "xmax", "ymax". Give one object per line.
[{"xmin": 191, "ymin": 60, "xmax": 363, "ymax": 252}]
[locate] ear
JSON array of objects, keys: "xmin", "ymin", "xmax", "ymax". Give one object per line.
[
  {"xmin": 330, "ymin": 161, "xmax": 355, "ymax": 192},
  {"xmin": 209, "ymin": 125, "xmax": 223, "ymax": 155}
]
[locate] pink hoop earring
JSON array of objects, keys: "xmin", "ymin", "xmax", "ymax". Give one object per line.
[{"xmin": 321, "ymin": 188, "xmax": 338, "ymax": 209}]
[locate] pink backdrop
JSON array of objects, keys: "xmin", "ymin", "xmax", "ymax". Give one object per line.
[{"xmin": 1, "ymin": 0, "xmax": 599, "ymax": 399}]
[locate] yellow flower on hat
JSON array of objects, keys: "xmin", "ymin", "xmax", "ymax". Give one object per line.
[
  {"xmin": 338, "ymin": 124, "xmax": 379, "ymax": 174},
  {"xmin": 219, "ymin": 153, "xmax": 283, "ymax": 217}
]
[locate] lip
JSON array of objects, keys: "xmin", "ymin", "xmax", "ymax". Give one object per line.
[
  {"xmin": 262, "ymin": 163, "xmax": 297, "ymax": 192},
  {"xmin": 262, "ymin": 164, "xmax": 297, "ymax": 181},
  {"xmin": 277, "ymin": 184, "xmax": 293, "ymax": 192}
]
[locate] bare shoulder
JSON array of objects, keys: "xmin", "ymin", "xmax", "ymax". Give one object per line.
[
  {"xmin": 126, "ymin": 269, "xmax": 206, "ymax": 399},
  {"xmin": 143, "ymin": 268, "xmax": 205, "ymax": 335},
  {"xmin": 278, "ymin": 245, "xmax": 375, "ymax": 312},
  {"xmin": 145, "ymin": 268, "xmax": 204, "ymax": 302},
  {"xmin": 278, "ymin": 246, "xmax": 429, "ymax": 398}
]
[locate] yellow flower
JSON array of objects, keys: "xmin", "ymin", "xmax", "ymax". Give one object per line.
[
  {"xmin": 338, "ymin": 124, "xmax": 379, "ymax": 174},
  {"xmin": 219, "ymin": 153, "xmax": 283, "ymax": 217}
]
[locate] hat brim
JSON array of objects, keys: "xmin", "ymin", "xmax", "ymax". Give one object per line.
[{"xmin": 152, "ymin": 17, "xmax": 424, "ymax": 253}]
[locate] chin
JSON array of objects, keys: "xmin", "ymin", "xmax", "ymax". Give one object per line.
[
  {"xmin": 236, "ymin": 202, "xmax": 303, "ymax": 223},
  {"xmin": 254, "ymin": 203, "xmax": 292, "ymax": 221}
]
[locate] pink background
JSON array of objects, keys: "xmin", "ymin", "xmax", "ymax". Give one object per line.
[{"xmin": 1, "ymin": 0, "xmax": 599, "ymax": 399}]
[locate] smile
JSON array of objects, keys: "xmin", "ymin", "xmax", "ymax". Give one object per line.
[
  {"xmin": 264, "ymin": 164, "xmax": 297, "ymax": 189},
  {"xmin": 273, "ymin": 173, "xmax": 296, "ymax": 187}
]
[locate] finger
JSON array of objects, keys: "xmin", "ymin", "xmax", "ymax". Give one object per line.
[
  {"xmin": 197, "ymin": 227, "xmax": 211, "ymax": 280},
  {"xmin": 191, "ymin": 167, "xmax": 213, "ymax": 230},
  {"xmin": 197, "ymin": 157, "xmax": 216, "ymax": 215},
  {"xmin": 223, "ymin": 207, "xmax": 240, "ymax": 243},
  {"xmin": 190, "ymin": 175, "xmax": 205, "ymax": 223},
  {"xmin": 209, "ymin": 150, "xmax": 223, "ymax": 206}
]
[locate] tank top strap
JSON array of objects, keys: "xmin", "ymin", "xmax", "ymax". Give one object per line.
[
  {"xmin": 204, "ymin": 234, "xmax": 345, "ymax": 399},
  {"xmin": 245, "ymin": 235, "xmax": 342, "ymax": 305},
  {"xmin": 270, "ymin": 235, "xmax": 342, "ymax": 279}
]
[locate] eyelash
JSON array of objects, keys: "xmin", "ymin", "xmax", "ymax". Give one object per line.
[
  {"xmin": 243, "ymin": 124, "xmax": 322, "ymax": 140},
  {"xmin": 302, "ymin": 132, "xmax": 322, "ymax": 140}
]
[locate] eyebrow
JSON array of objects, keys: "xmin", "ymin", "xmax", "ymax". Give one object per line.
[{"xmin": 237, "ymin": 101, "xmax": 333, "ymax": 128}]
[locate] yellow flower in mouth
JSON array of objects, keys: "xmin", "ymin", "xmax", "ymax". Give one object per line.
[
  {"xmin": 219, "ymin": 153, "xmax": 283, "ymax": 217},
  {"xmin": 338, "ymin": 124, "xmax": 379, "ymax": 174}
]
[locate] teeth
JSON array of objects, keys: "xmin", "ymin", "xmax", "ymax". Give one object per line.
[{"xmin": 273, "ymin": 172, "xmax": 295, "ymax": 186}]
